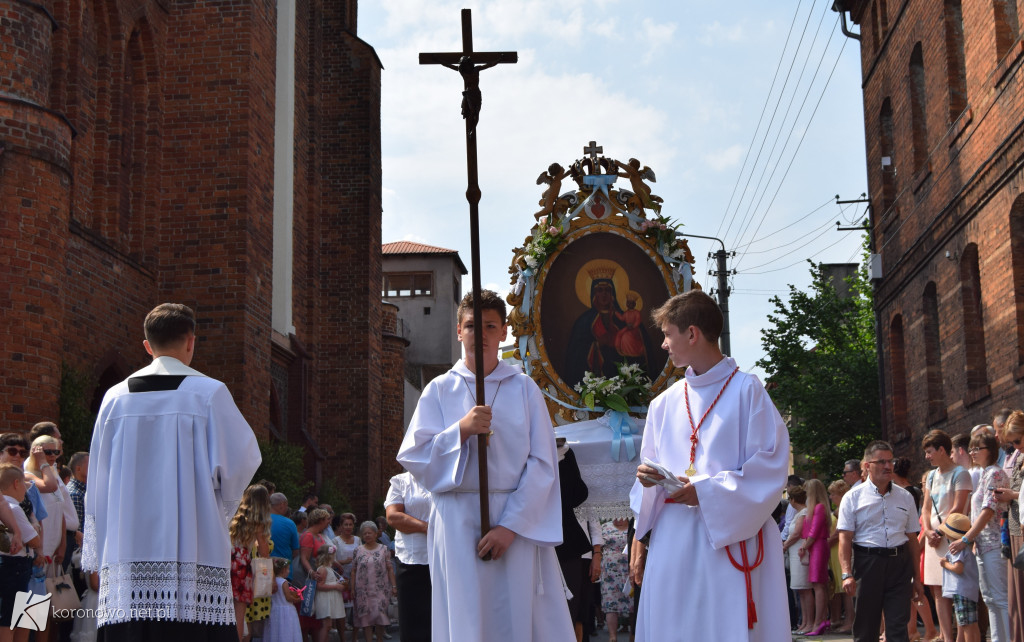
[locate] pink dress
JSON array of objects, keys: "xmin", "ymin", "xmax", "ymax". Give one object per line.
[
  {"xmin": 801, "ymin": 503, "xmax": 830, "ymax": 584},
  {"xmin": 352, "ymin": 545, "xmax": 391, "ymax": 627}
]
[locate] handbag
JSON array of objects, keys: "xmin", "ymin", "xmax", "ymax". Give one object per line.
[
  {"xmin": 46, "ymin": 563, "xmax": 82, "ymax": 617},
  {"xmin": 252, "ymin": 557, "xmax": 273, "ymax": 599},
  {"xmin": 298, "ymin": 575, "xmax": 318, "ymax": 617}
]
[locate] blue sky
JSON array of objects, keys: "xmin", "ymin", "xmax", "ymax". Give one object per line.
[{"xmin": 359, "ymin": 1, "xmax": 869, "ymax": 377}]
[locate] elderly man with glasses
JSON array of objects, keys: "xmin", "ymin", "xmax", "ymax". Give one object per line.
[{"xmin": 837, "ymin": 440, "xmax": 924, "ymax": 642}]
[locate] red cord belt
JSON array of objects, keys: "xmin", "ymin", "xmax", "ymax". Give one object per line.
[{"xmin": 726, "ymin": 530, "xmax": 765, "ymax": 630}]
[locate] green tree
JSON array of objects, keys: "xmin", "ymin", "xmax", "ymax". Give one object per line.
[{"xmin": 756, "ymin": 244, "xmax": 881, "ymax": 476}]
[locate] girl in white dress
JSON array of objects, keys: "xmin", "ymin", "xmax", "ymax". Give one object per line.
[
  {"xmin": 314, "ymin": 544, "xmax": 347, "ymax": 642},
  {"xmin": 264, "ymin": 558, "xmax": 302, "ymax": 642}
]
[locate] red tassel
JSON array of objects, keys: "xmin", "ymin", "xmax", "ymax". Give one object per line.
[{"xmin": 726, "ymin": 530, "xmax": 764, "ymax": 630}]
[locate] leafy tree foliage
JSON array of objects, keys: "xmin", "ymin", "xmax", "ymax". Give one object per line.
[{"xmin": 756, "ymin": 251, "xmax": 881, "ymax": 477}]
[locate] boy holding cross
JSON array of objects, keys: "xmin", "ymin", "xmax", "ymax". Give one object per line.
[
  {"xmin": 397, "ymin": 290, "xmax": 573, "ymax": 641},
  {"xmin": 631, "ymin": 290, "xmax": 790, "ymax": 640}
]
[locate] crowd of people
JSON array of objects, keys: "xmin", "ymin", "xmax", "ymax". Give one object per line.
[
  {"xmin": 11, "ymin": 292, "xmax": 1024, "ymax": 642},
  {"xmin": 776, "ymin": 408, "xmax": 1024, "ymax": 642},
  {"xmin": 0, "ymin": 428, "xmax": 402, "ymax": 642}
]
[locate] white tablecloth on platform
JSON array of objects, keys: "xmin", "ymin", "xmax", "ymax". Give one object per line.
[{"xmin": 555, "ymin": 415, "xmax": 645, "ymax": 521}]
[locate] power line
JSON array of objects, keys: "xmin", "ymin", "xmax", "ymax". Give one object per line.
[
  {"xmin": 735, "ymin": 195, "xmax": 834, "ymax": 247},
  {"xmin": 715, "ymin": 0, "xmax": 805, "ymax": 241},
  {"xmin": 730, "ymin": 7, "xmax": 836, "ymax": 253},
  {"xmin": 719, "ymin": 3, "xmax": 817, "ymax": 244},
  {"xmin": 738, "ymin": 232, "xmax": 851, "ymax": 275},
  {"xmin": 732, "ymin": 31, "xmax": 849, "ymax": 270},
  {"xmin": 740, "ymin": 216, "xmax": 836, "ymax": 255}
]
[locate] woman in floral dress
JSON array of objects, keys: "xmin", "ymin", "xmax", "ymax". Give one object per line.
[
  {"xmin": 600, "ymin": 519, "xmax": 633, "ymax": 642},
  {"xmin": 351, "ymin": 521, "xmax": 396, "ymax": 642}
]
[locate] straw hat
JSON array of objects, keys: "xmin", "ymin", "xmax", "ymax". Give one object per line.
[{"xmin": 938, "ymin": 513, "xmax": 972, "ymax": 541}]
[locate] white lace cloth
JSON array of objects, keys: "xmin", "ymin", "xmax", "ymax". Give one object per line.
[
  {"xmin": 555, "ymin": 417, "xmax": 645, "ymax": 521},
  {"xmin": 97, "ymin": 560, "xmax": 234, "ymax": 627}
]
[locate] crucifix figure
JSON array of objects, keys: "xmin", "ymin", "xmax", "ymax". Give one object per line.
[{"xmin": 419, "ymin": 9, "xmax": 516, "ymax": 558}]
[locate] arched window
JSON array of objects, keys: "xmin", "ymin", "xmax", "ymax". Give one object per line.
[
  {"xmin": 960, "ymin": 243, "xmax": 988, "ymax": 396},
  {"xmin": 879, "ymin": 97, "xmax": 896, "ymax": 216},
  {"xmin": 923, "ymin": 282, "xmax": 945, "ymax": 423},
  {"xmin": 879, "ymin": 0, "xmax": 890, "ymax": 39},
  {"xmin": 119, "ymin": 22, "xmax": 158, "ymax": 268},
  {"xmin": 944, "ymin": 0, "xmax": 968, "ymax": 122},
  {"xmin": 1009, "ymin": 195, "xmax": 1024, "ymax": 368},
  {"xmin": 889, "ymin": 315, "xmax": 908, "ymax": 442},
  {"xmin": 909, "ymin": 43, "xmax": 928, "ymax": 172},
  {"xmin": 994, "ymin": 0, "xmax": 1020, "ymax": 61}
]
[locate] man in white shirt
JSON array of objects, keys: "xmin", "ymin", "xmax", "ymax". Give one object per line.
[
  {"xmin": 385, "ymin": 471, "xmax": 432, "ymax": 642},
  {"xmin": 83, "ymin": 303, "xmax": 260, "ymax": 642},
  {"xmin": 837, "ymin": 440, "xmax": 924, "ymax": 642}
]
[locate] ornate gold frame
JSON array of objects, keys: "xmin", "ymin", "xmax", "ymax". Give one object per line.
[{"xmin": 506, "ymin": 145, "xmax": 699, "ymax": 422}]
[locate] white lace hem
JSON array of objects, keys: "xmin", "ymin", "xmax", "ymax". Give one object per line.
[
  {"xmin": 97, "ymin": 561, "xmax": 234, "ymax": 627},
  {"xmin": 81, "ymin": 513, "xmax": 97, "ymax": 571}
]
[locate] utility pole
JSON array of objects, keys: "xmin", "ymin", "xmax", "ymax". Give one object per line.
[{"xmin": 684, "ymin": 233, "xmax": 734, "ymax": 356}]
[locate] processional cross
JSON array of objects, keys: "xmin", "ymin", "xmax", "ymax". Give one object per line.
[{"xmin": 420, "ymin": 9, "xmax": 517, "ymax": 557}]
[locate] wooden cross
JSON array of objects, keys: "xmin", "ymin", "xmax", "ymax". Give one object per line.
[{"xmin": 420, "ymin": 9, "xmax": 517, "ymax": 560}]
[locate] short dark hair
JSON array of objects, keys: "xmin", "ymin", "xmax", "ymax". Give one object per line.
[
  {"xmin": 68, "ymin": 452, "xmax": 89, "ymax": 472},
  {"xmin": 863, "ymin": 440, "xmax": 894, "ymax": 460},
  {"xmin": 651, "ymin": 290, "xmax": 723, "ymax": 343},
  {"xmin": 457, "ymin": 289, "xmax": 507, "ymax": 325},
  {"xmin": 29, "ymin": 422, "xmax": 58, "ymax": 441},
  {"xmin": 257, "ymin": 479, "xmax": 276, "ymax": 495},
  {"xmin": 893, "ymin": 456, "xmax": 912, "ymax": 479},
  {"xmin": 842, "ymin": 459, "xmax": 861, "ymax": 474},
  {"xmin": 144, "ymin": 303, "xmax": 196, "ymax": 349},
  {"xmin": 787, "ymin": 474, "xmax": 804, "ymax": 487},
  {"xmin": 969, "ymin": 432, "xmax": 1000, "ymax": 467},
  {"xmin": 951, "ymin": 433, "xmax": 971, "ymax": 452},
  {"xmin": 921, "ymin": 429, "xmax": 952, "ymax": 455},
  {"xmin": 0, "ymin": 433, "xmax": 28, "ymax": 450}
]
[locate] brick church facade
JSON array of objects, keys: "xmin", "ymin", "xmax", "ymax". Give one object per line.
[
  {"xmin": 838, "ymin": 0, "xmax": 1024, "ymax": 452},
  {"xmin": 0, "ymin": 0, "xmax": 404, "ymax": 514}
]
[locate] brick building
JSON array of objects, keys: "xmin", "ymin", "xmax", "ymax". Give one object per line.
[
  {"xmin": 0, "ymin": 0, "xmax": 401, "ymax": 515},
  {"xmin": 836, "ymin": 0, "xmax": 1024, "ymax": 454}
]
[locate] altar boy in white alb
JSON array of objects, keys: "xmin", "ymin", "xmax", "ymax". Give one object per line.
[
  {"xmin": 83, "ymin": 303, "xmax": 261, "ymax": 642},
  {"xmin": 631, "ymin": 290, "xmax": 790, "ymax": 641},
  {"xmin": 397, "ymin": 290, "xmax": 575, "ymax": 642}
]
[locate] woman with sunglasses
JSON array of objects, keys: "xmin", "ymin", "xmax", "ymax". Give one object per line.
[
  {"xmin": 0, "ymin": 435, "xmax": 28, "ymax": 555},
  {"xmin": 0, "ymin": 433, "xmax": 53, "ymax": 552},
  {"xmin": 993, "ymin": 411, "xmax": 1024, "ymax": 641},
  {"xmin": 24, "ymin": 435, "xmax": 70, "ymax": 642}
]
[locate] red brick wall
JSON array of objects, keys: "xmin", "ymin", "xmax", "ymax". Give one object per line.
[
  {"xmin": 380, "ymin": 303, "xmax": 407, "ymax": 494},
  {"xmin": 0, "ymin": 0, "xmax": 393, "ymax": 517},
  {"xmin": 306, "ymin": 0, "xmax": 384, "ymax": 517},
  {"xmin": 848, "ymin": 0, "xmax": 1024, "ymax": 456},
  {"xmin": 0, "ymin": 0, "xmax": 70, "ymax": 428}
]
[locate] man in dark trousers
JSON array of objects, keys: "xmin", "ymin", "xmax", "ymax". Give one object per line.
[{"xmin": 837, "ymin": 440, "xmax": 924, "ymax": 642}]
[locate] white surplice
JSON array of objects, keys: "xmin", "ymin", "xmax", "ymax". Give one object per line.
[
  {"xmin": 629, "ymin": 356, "xmax": 790, "ymax": 641},
  {"xmin": 397, "ymin": 360, "xmax": 575, "ymax": 642},
  {"xmin": 82, "ymin": 356, "xmax": 261, "ymax": 628}
]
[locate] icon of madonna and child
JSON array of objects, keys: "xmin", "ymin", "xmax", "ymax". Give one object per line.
[{"xmin": 561, "ymin": 259, "xmax": 664, "ymax": 388}]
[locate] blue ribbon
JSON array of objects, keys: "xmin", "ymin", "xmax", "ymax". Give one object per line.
[
  {"xmin": 605, "ymin": 410, "xmax": 637, "ymax": 461},
  {"xmin": 520, "ymin": 268, "xmax": 535, "ymax": 315}
]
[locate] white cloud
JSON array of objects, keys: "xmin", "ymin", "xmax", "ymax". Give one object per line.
[
  {"xmin": 641, "ymin": 18, "xmax": 677, "ymax": 63},
  {"xmin": 698, "ymin": 21, "xmax": 745, "ymax": 46},
  {"xmin": 704, "ymin": 144, "xmax": 745, "ymax": 171}
]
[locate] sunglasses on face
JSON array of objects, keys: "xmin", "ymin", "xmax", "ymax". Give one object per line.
[
  {"xmin": 3, "ymin": 446, "xmax": 28, "ymax": 458},
  {"xmin": 42, "ymin": 449, "xmax": 61, "ymax": 457}
]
